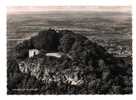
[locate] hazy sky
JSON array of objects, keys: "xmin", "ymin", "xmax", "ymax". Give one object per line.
[
  {"xmin": 7, "ymin": 0, "xmax": 131, "ymax": 14},
  {"xmin": 7, "ymin": 0, "xmax": 131, "ymax": 6}
]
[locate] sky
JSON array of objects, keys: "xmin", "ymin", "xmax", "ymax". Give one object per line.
[
  {"xmin": 7, "ymin": 6, "xmax": 131, "ymax": 14},
  {"xmin": 5, "ymin": 0, "xmax": 131, "ymax": 6},
  {"xmin": 6, "ymin": 0, "xmax": 131, "ymax": 14}
]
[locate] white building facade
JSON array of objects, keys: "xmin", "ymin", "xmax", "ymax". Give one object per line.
[{"xmin": 29, "ymin": 49, "xmax": 39, "ymax": 58}]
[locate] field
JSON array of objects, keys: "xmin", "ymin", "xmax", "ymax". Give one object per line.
[{"xmin": 7, "ymin": 8, "xmax": 132, "ymax": 57}]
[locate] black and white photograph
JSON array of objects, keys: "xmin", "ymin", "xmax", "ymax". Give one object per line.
[{"xmin": 7, "ymin": 1, "xmax": 132, "ymax": 95}]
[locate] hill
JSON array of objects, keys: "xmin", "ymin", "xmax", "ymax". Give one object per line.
[{"xmin": 7, "ymin": 29, "xmax": 132, "ymax": 94}]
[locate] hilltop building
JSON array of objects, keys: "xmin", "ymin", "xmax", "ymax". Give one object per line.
[{"xmin": 29, "ymin": 49, "xmax": 39, "ymax": 58}]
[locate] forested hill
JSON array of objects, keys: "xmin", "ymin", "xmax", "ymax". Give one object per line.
[{"xmin": 7, "ymin": 29, "xmax": 132, "ymax": 94}]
